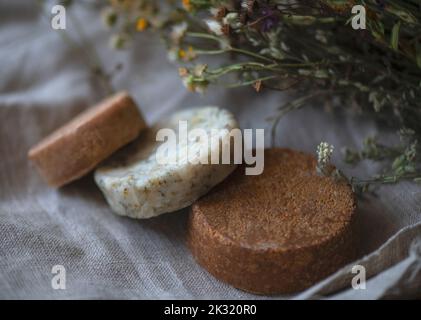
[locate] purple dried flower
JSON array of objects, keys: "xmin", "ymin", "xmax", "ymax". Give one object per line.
[
  {"xmin": 259, "ymin": 5, "xmax": 279, "ymax": 32},
  {"xmin": 236, "ymin": 0, "xmax": 279, "ymax": 32},
  {"xmin": 375, "ymin": 0, "xmax": 386, "ymax": 11}
]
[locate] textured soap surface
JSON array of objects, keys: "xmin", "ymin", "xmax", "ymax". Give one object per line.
[
  {"xmin": 28, "ymin": 92, "xmax": 146, "ymax": 187},
  {"xmin": 94, "ymin": 106, "xmax": 239, "ymax": 219},
  {"xmin": 188, "ymin": 148, "xmax": 357, "ymax": 295}
]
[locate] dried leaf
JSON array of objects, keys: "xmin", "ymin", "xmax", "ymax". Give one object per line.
[{"xmin": 390, "ymin": 21, "xmax": 401, "ymax": 51}]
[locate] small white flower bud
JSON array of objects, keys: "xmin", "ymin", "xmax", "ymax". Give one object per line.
[{"xmin": 205, "ymin": 19, "xmax": 223, "ymax": 36}]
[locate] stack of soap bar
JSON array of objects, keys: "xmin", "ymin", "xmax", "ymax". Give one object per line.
[
  {"xmin": 28, "ymin": 92, "xmax": 146, "ymax": 187},
  {"xmin": 28, "ymin": 93, "xmax": 359, "ymax": 295},
  {"xmin": 188, "ymin": 148, "xmax": 357, "ymax": 295}
]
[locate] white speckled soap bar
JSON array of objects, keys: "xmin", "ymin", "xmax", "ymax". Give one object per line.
[{"xmin": 94, "ymin": 106, "xmax": 239, "ymax": 219}]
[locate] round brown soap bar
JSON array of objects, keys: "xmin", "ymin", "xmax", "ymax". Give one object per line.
[
  {"xmin": 188, "ymin": 148, "xmax": 357, "ymax": 295},
  {"xmin": 28, "ymin": 91, "xmax": 146, "ymax": 187}
]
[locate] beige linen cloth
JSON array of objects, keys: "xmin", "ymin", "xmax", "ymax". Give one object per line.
[{"xmin": 0, "ymin": 2, "xmax": 420, "ymax": 299}]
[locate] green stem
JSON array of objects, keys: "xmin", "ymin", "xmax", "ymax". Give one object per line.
[
  {"xmin": 186, "ymin": 32, "xmax": 222, "ymax": 42},
  {"xmin": 193, "ymin": 49, "xmax": 227, "ymax": 55},
  {"xmin": 229, "ymin": 48, "xmax": 274, "ymax": 63},
  {"xmin": 223, "ymin": 76, "xmax": 277, "ymax": 88},
  {"xmin": 351, "ymin": 172, "xmax": 421, "ymax": 185},
  {"xmin": 270, "ymin": 91, "xmax": 330, "ymax": 146},
  {"xmin": 67, "ymin": 9, "xmax": 115, "ymax": 96},
  {"xmin": 186, "ymin": 32, "xmax": 274, "ymax": 63}
]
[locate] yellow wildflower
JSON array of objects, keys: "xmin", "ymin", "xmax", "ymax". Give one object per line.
[
  {"xmin": 136, "ymin": 18, "xmax": 148, "ymax": 31},
  {"xmin": 178, "ymin": 48, "xmax": 186, "ymax": 59},
  {"xmin": 182, "ymin": 0, "xmax": 192, "ymax": 11},
  {"xmin": 178, "ymin": 46, "xmax": 196, "ymax": 61}
]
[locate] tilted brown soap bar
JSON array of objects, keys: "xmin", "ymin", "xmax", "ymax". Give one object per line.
[
  {"xmin": 188, "ymin": 148, "xmax": 357, "ymax": 295},
  {"xmin": 28, "ymin": 91, "xmax": 147, "ymax": 187}
]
